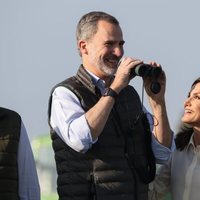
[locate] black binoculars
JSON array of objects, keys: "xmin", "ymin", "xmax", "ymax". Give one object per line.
[
  {"xmin": 131, "ymin": 64, "xmax": 162, "ymax": 94},
  {"xmin": 131, "ymin": 64, "xmax": 162, "ymax": 78}
]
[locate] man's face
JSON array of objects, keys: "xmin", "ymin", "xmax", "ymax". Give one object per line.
[
  {"xmin": 182, "ymin": 82, "xmax": 200, "ymax": 128},
  {"xmin": 86, "ymin": 20, "xmax": 124, "ymax": 77}
]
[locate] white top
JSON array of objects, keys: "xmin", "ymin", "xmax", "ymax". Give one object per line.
[
  {"xmin": 149, "ymin": 133, "xmax": 200, "ymax": 200},
  {"xmin": 18, "ymin": 121, "xmax": 40, "ymax": 200},
  {"xmin": 50, "ymin": 73, "xmax": 174, "ymax": 164}
]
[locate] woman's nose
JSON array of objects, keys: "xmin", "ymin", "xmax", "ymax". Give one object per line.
[{"xmin": 184, "ymin": 96, "xmax": 192, "ymax": 107}]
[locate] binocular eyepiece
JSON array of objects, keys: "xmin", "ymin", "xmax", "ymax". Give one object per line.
[{"xmin": 131, "ymin": 64, "xmax": 163, "ymax": 94}]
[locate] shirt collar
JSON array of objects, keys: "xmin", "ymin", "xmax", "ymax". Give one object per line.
[
  {"xmin": 85, "ymin": 69, "xmax": 106, "ymax": 94},
  {"xmin": 186, "ymin": 132, "xmax": 200, "ymax": 151}
]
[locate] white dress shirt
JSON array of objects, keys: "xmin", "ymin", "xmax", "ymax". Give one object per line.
[
  {"xmin": 50, "ymin": 73, "xmax": 174, "ymax": 164},
  {"xmin": 18, "ymin": 121, "xmax": 40, "ymax": 200}
]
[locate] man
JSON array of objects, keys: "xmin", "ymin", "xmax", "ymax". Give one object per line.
[
  {"xmin": 0, "ymin": 107, "xmax": 40, "ymax": 200},
  {"xmin": 48, "ymin": 11, "xmax": 173, "ymax": 200}
]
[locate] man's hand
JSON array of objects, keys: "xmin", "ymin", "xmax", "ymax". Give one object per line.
[{"xmin": 110, "ymin": 57, "xmax": 143, "ymax": 93}]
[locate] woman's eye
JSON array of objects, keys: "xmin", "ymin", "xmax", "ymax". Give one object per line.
[{"xmin": 194, "ymin": 95, "xmax": 200, "ymax": 100}]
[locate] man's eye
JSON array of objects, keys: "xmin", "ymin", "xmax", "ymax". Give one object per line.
[
  {"xmin": 119, "ymin": 42, "xmax": 125, "ymax": 47},
  {"xmin": 105, "ymin": 43, "xmax": 113, "ymax": 47}
]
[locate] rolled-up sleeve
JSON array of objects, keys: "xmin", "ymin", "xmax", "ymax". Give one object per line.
[
  {"xmin": 50, "ymin": 86, "xmax": 95, "ymax": 153},
  {"xmin": 152, "ymin": 134, "xmax": 175, "ymax": 164}
]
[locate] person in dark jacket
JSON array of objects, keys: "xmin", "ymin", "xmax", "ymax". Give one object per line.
[
  {"xmin": 0, "ymin": 107, "xmax": 40, "ymax": 200},
  {"xmin": 48, "ymin": 11, "xmax": 173, "ymax": 200}
]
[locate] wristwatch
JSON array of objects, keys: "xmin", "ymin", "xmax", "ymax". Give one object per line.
[{"xmin": 103, "ymin": 88, "xmax": 118, "ymax": 100}]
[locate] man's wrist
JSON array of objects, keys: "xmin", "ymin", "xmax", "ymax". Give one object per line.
[{"xmin": 103, "ymin": 87, "xmax": 118, "ymax": 100}]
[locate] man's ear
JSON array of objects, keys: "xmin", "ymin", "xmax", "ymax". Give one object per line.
[{"xmin": 78, "ymin": 40, "xmax": 88, "ymax": 55}]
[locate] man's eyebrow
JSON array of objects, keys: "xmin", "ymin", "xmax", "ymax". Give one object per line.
[{"xmin": 104, "ymin": 40, "xmax": 125, "ymax": 45}]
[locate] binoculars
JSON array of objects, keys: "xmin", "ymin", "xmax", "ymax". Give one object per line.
[{"xmin": 131, "ymin": 64, "xmax": 162, "ymax": 94}]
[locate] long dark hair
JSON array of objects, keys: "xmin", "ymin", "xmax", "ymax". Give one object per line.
[{"xmin": 175, "ymin": 77, "xmax": 200, "ymax": 151}]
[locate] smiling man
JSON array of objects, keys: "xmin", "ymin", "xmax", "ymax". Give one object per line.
[{"xmin": 48, "ymin": 11, "xmax": 173, "ymax": 200}]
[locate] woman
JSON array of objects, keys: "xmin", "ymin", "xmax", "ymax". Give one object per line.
[{"xmin": 149, "ymin": 77, "xmax": 200, "ymax": 200}]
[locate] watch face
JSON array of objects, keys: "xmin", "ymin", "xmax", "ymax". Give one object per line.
[
  {"xmin": 104, "ymin": 88, "xmax": 110, "ymax": 95},
  {"xmin": 103, "ymin": 88, "xmax": 118, "ymax": 100}
]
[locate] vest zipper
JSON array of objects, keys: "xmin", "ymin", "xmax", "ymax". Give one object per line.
[{"xmin": 90, "ymin": 173, "xmax": 97, "ymax": 200}]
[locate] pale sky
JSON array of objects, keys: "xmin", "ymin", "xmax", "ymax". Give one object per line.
[{"xmin": 1, "ymin": 0, "xmax": 199, "ymax": 140}]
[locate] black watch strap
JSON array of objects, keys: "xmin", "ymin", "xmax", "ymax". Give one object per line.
[{"xmin": 103, "ymin": 88, "xmax": 118, "ymax": 100}]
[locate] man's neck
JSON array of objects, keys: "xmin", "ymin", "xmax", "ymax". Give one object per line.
[{"xmin": 83, "ymin": 64, "xmax": 113, "ymax": 87}]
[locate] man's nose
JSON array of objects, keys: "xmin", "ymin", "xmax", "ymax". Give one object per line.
[{"xmin": 112, "ymin": 46, "xmax": 124, "ymax": 57}]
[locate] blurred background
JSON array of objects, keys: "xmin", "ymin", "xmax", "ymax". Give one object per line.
[{"xmin": 1, "ymin": 0, "xmax": 200, "ymax": 199}]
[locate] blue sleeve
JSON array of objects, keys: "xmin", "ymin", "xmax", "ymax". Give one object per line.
[
  {"xmin": 143, "ymin": 106, "xmax": 176, "ymax": 164},
  {"xmin": 18, "ymin": 121, "xmax": 41, "ymax": 200}
]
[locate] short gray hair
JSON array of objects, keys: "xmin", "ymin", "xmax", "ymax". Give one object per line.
[{"xmin": 76, "ymin": 11, "xmax": 119, "ymax": 55}]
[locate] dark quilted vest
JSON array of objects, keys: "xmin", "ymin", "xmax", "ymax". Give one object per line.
[
  {"xmin": 0, "ymin": 107, "xmax": 21, "ymax": 200},
  {"xmin": 48, "ymin": 65, "xmax": 155, "ymax": 200}
]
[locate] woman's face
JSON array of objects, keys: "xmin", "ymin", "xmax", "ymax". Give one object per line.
[{"xmin": 182, "ymin": 82, "xmax": 200, "ymax": 128}]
